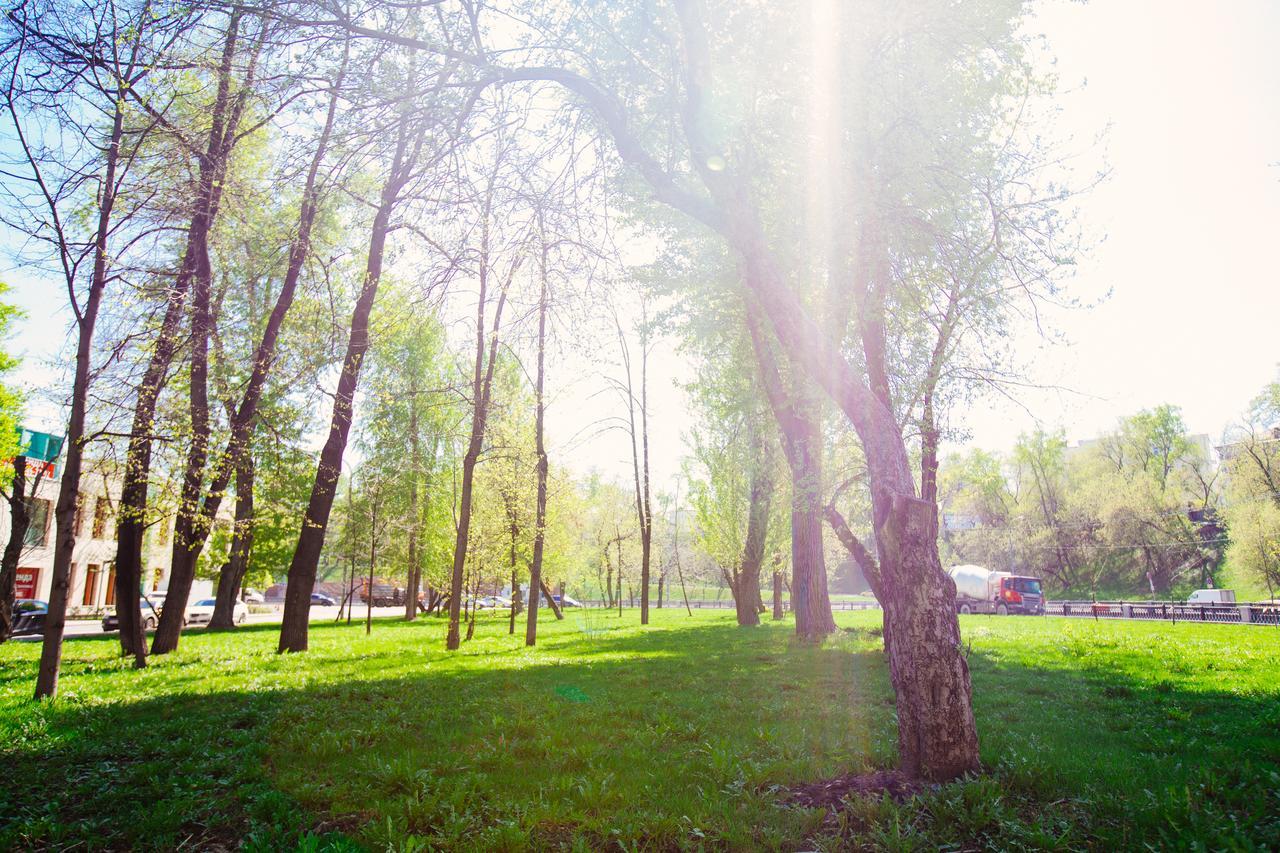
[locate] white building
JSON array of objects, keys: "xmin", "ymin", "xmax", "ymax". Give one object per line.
[{"xmin": 1, "ymin": 463, "xmax": 180, "ymax": 614}]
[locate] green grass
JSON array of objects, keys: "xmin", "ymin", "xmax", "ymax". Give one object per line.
[{"xmin": 2, "ymin": 609, "xmax": 1278, "ymax": 850}]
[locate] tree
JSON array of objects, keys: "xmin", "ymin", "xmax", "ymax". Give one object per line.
[
  {"xmin": 278, "ymin": 31, "xmax": 459, "ymax": 652},
  {"xmin": 152, "ymin": 22, "xmax": 352, "ymax": 654},
  {"xmin": 2, "ymin": 0, "xmax": 178, "ymax": 696},
  {"xmin": 1223, "ymin": 377, "xmax": 1280, "ymax": 596},
  {"xmin": 112, "ymin": 8, "xmax": 261, "ymax": 664}
]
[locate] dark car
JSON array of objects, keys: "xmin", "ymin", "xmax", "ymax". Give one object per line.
[
  {"xmin": 102, "ymin": 599, "xmax": 160, "ymax": 633},
  {"xmin": 10, "ymin": 599, "xmax": 48, "ymax": 636},
  {"xmin": 310, "ymin": 592, "xmax": 336, "ymax": 606}
]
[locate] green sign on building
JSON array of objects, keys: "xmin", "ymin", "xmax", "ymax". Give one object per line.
[{"xmin": 18, "ymin": 428, "xmax": 64, "ymax": 463}]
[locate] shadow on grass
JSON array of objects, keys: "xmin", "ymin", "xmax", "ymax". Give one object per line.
[{"xmin": 1, "ymin": 614, "xmax": 1278, "ymax": 850}]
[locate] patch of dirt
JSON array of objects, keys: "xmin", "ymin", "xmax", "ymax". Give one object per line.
[{"xmin": 785, "ymin": 769, "xmax": 923, "ymax": 810}]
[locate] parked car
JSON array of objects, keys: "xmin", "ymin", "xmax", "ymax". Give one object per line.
[
  {"xmin": 1186, "ymin": 588, "xmax": 1235, "ymax": 606},
  {"xmin": 10, "ymin": 599, "xmax": 48, "ymax": 636},
  {"xmin": 102, "ymin": 599, "xmax": 161, "ymax": 632},
  {"xmin": 186, "ymin": 598, "xmax": 248, "ymax": 626},
  {"xmin": 473, "ymin": 595, "xmax": 512, "ymax": 610},
  {"xmin": 310, "ymin": 592, "xmax": 337, "ymax": 606},
  {"xmin": 549, "ymin": 594, "xmax": 582, "ymax": 609},
  {"xmin": 242, "ymin": 588, "xmax": 265, "ymax": 604}
]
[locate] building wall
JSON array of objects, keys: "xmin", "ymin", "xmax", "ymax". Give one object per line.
[{"xmin": 0, "ymin": 469, "xmax": 175, "ymax": 613}]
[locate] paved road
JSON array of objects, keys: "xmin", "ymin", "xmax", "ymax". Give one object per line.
[{"xmin": 18, "ymin": 605, "xmax": 411, "ymax": 641}]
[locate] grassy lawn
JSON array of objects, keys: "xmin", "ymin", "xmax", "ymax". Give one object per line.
[{"xmin": 2, "ymin": 609, "xmax": 1278, "ymax": 850}]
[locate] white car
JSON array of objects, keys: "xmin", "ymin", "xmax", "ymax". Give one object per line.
[
  {"xmin": 242, "ymin": 588, "xmax": 265, "ymax": 604},
  {"xmin": 185, "ymin": 598, "xmax": 248, "ymax": 626},
  {"xmin": 474, "ymin": 595, "xmax": 513, "ymax": 610}
]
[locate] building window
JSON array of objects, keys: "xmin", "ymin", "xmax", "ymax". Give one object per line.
[
  {"xmin": 23, "ymin": 498, "xmax": 50, "ymax": 548},
  {"xmin": 92, "ymin": 497, "xmax": 107, "ymax": 539},
  {"xmin": 105, "ymin": 564, "xmax": 117, "ymax": 606},
  {"xmin": 83, "ymin": 563, "xmax": 100, "ymax": 606}
]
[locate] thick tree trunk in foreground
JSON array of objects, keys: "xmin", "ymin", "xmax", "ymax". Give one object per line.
[
  {"xmin": 209, "ymin": 454, "xmax": 254, "ymax": 629},
  {"xmin": 279, "ymin": 110, "xmax": 413, "ymax": 653},
  {"xmin": 731, "ymin": 204, "xmax": 978, "ymax": 778},
  {"xmin": 0, "ymin": 458, "xmax": 30, "ymax": 642}
]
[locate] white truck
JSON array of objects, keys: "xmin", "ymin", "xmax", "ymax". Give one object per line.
[
  {"xmin": 948, "ymin": 564, "xmax": 1045, "ymax": 616},
  {"xmin": 1186, "ymin": 588, "xmax": 1235, "ymax": 606}
]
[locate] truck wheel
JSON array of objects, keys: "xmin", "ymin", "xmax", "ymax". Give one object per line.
[
  {"xmin": 959, "ymin": 604, "xmax": 972, "ymax": 615},
  {"xmin": 144, "ymin": 616, "xmax": 157, "ymax": 630},
  {"xmin": 997, "ymin": 603, "xmax": 1009, "ymax": 616}
]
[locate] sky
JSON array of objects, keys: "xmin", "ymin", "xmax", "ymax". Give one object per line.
[{"xmin": 2, "ymin": 0, "xmax": 1279, "ymax": 495}]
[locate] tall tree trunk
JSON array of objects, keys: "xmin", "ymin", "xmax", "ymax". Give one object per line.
[
  {"xmin": 525, "ymin": 246, "xmax": 549, "ymax": 646},
  {"xmin": 733, "ymin": 450, "xmax": 771, "ymax": 628},
  {"xmin": 744, "ymin": 303, "xmax": 836, "ymax": 639},
  {"xmin": 151, "ymin": 183, "xmax": 217, "ymax": 655},
  {"xmin": 209, "ymin": 452, "xmax": 254, "ymax": 629},
  {"xmin": 0, "ymin": 457, "xmax": 30, "ymax": 642},
  {"xmin": 155, "ymin": 35, "xmax": 334, "ymax": 655},
  {"xmin": 33, "ymin": 63, "xmax": 128, "ymax": 695},
  {"xmin": 620, "ymin": 313, "xmax": 653, "ymax": 626},
  {"xmin": 603, "ymin": 549, "xmax": 614, "ymax": 608},
  {"xmin": 404, "ymin": 394, "xmax": 421, "ymax": 621},
  {"xmin": 366, "ymin": 491, "xmax": 376, "ymax": 636},
  {"xmin": 210, "ymin": 61, "xmax": 346, "ymax": 632},
  {"xmin": 278, "ymin": 100, "xmax": 415, "ymax": 653},
  {"xmin": 446, "ymin": 201, "xmax": 515, "ymax": 651},
  {"xmin": 113, "ymin": 13, "xmax": 247, "ymax": 665}
]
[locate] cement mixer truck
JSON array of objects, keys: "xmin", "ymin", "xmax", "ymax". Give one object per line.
[{"xmin": 948, "ymin": 564, "xmax": 1045, "ymax": 616}]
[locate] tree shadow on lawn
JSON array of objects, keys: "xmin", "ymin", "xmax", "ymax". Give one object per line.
[{"xmin": 2, "ymin": 617, "xmax": 1278, "ymax": 850}]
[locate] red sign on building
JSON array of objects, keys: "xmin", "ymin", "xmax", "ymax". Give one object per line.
[
  {"xmin": 25, "ymin": 459, "xmax": 57, "ymax": 480},
  {"xmin": 14, "ymin": 566, "xmax": 39, "ymax": 599}
]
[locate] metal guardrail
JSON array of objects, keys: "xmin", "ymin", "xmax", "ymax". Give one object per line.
[
  {"xmin": 1047, "ymin": 600, "xmax": 1280, "ymax": 626},
  {"xmin": 582, "ymin": 599, "xmax": 881, "ymax": 612},
  {"xmin": 582, "ymin": 598, "xmax": 1280, "ymax": 626}
]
